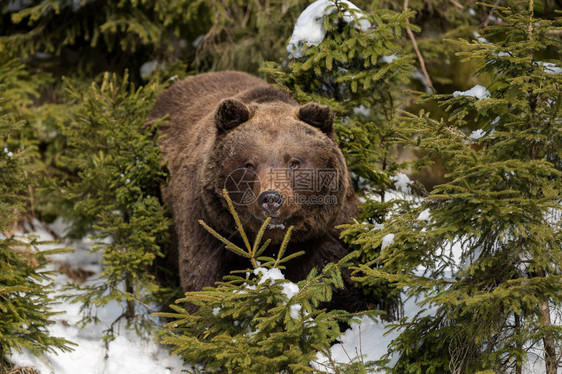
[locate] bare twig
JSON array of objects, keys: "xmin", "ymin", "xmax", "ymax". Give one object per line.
[
  {"xmin": 528, "ymin": 0, "xmax": 534, "ymax": 40},
  {"xmin": 404, "ymin": 0, "xmax": 433, "ymax": 89},
  {"xmin": 450, "ymin": 0, "xmax": 465, "ymax": 9},
  {"xmin": 482, "ymin": 0, "xmax": 501, "ymax": 27},
  {"xmin": 242, "ymin": 2, "xmax": 252, "ymax": 28}
]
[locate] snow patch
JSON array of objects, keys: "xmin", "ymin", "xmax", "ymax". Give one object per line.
[
  {"xmin": 290, "ymin": 304, "xmax": 302, "ymax": 319},
  {"xmin": 328, "ymin": 315, "xmax": 398, "ymax": 364},
  {"xmin": 192, "ymin": 35, "xmax": 206, "ymax": 48},
  {"xmin": 140, "ymin": 61, "xmax": 159, "ymax": 81},
  {"xmin": 381, "ymin": 233, "xmax": 395, "ymax": 249},
  {"xmin": 371, "ymin": 222, "xmax": 384, "ymax": 231},
  {"xmin": 353, "ymin": 104, "xmax": 371, "ymax": 117},
  {"xmin": 8, "ymin": 220, "xmax": 184, "ymax": 374},
  {"xmin": 535, "ymin": 61, "xmax": 562, "ymax": 75},
  {"xmin": 494, "ymin": 51, "xmax": 511, "ymax": 57},
  {"xmin": 453, "ymin": 85, "xmax": 490, "ymax": 99},
  {"xmin": 391, "ymin": 173, "xmax": 413, "ymax": 194},
  {"xmin": 469, "ymin": 129, "xmax": 486, "ymax": 140},
  {"xmin": 281, "ymin": 282, "xmax": 300, "ymax": 300},
  {"xmin": 473, "ymin": 32, "xmax": 489, "ymax": 44},
  {"xmin": 380, "ymin": 54, "xmax": 397, "ymax": 64},
  {"xmin": 255, "ymin": 267, "xmax": 285, "ymax": 283},
  {"xmin": 417, "ymin": 209, "xmax": 431, "ymax": 221},
  {"xmin": 254, "ymin": 267, "xmax": 300, "ymax": 300},
  {"xmin": 411, "ymin": 70, "xmax": 432, "ymax": 93},
  {"xmin": 488, "ymin": 14, "xmax": 502, "ymax": 23},
  {"xmin": 287, "ymin": 0, "xmax": 371, "ymax": 59}
]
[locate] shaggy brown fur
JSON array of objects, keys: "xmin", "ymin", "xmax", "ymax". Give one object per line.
[{"xmin": 149, "ymin": 71, "xmax": 363, "ymax": 311}]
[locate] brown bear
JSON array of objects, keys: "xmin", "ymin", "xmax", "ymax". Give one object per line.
[{"xmin": 149, "ymin": 71, "xmax": 363, "ymax": 311}]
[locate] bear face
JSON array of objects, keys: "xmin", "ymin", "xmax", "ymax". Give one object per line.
[{"xmin": 202, "ymin": 99, "xmax": 349, "ymax": 244}]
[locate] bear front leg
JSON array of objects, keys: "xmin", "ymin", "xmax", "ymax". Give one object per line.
[{"xmin": 177, "ymin": 223, "xmax": 227, "ymax": 293}]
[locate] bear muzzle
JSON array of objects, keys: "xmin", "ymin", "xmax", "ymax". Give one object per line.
[{"xmin": 257, "ymin": 190, "xmax": 284, "ymax": 216}]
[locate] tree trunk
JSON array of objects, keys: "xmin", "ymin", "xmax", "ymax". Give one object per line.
[
  {"xmin": 539, "ymin": 300, "xmax": 557, "ymax": 374},
  {"xmin": 514, "ymin": 313, "xmax": 522, "ymax": 374},
  {"xmin": 537, "ymin": 269, "xmax": 557, "ymax": 374},
  {"xmin": 125, "ymin": 274, "xmax": 135, "ymax": 322}
]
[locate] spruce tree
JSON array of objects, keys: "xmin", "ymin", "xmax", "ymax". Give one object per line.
[
  {"xmin": 156, "ymin": 191, "xmax": 373, "ymax": 374},
  {"xmin": 342, "ymin": 1, "xmax": 562, "ymax": 372},
  {"xmin": 0, "ymin": 102, "xmax": 73, "ymax": 370},
  {"xmin": 56, "ymin": 72, "xmax": 173, "ymax": 338}
]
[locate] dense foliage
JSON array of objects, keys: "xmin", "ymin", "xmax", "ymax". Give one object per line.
[
  {"xmin": 1, "ymin": 0, "xmax": 561, "ymax": 372},
  {"xmin": 0, "ymin": 0, "xmax": 210, "ymax": 77},
  {"xmin": 342, "ymin": 1, "xmax": 562, "ymax": 372}
]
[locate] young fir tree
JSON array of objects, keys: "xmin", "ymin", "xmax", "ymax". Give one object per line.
[
  {"xmin": 0, "ymin": 104, "xmax": 73, "ymax": 370},
  {"xmin": 56, "ymin": 71, "xmax": 173, "ymax": 339},
  {"xmin": 156, "ymin": 191, "xmax": 374, "ymax": 374},
  {"xmin": 342, "ymin": 1, "xmax": 562, "ymax": 372},
  {"xmin": 263, "ymin": 0, "xmax": 416, "ymax": 319}
]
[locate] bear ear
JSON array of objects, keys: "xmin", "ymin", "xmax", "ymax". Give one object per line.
[
  {"xmin": 297, "ymin": 103, "xmax": 334, "ymax": 135},
  {"xmin": 215, "ymin": 99, "xmax": 251, "ymax": 132}
]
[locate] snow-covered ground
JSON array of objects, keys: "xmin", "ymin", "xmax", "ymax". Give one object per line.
[
  {"xmin": 9, "ymin": 219, "xmax": 407, "ymax": 374},
  {"xmin": 8, "ymin": 219, "xmax": 185, "ymax": 374}
]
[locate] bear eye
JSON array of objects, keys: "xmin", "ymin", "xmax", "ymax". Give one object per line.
[
  {"xmin": 245, "ymin": 162, "xmax": 256, "ymax": 171},
  {"xmin": 289, "ymin": 160, "xmax": 300, "ymax": 169}
]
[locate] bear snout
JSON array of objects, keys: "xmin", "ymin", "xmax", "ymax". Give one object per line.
[{"xmin": 257, "ymin": 190, "xmax": 284, "ymax": 216}]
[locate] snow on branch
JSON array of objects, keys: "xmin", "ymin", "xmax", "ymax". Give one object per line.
[{"xmin": 287, "ymin": 0, "xmax": 371, "ymax": 59}]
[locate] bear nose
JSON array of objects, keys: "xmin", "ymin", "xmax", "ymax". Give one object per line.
[{"xmin": 257, "ymin": 190, "xmax": 284, "ymax": 215}]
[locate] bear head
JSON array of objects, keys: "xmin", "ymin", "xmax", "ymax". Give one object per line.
[{"xmin": 202, "ymin": 98, "xmax": 349, "ymax": 244}]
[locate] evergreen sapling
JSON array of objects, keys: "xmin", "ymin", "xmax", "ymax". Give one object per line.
[
  {"xmin": 56, "ymin": 72, "xmax": 172, "ymax": 341},
  {"xmin": 0, "ymin": 103, "xmax": 73, "ymax": 370},
  {"xmin": 156, "ymin": 191, "xmax": 377, "ymax": 374},
  {"xmin": 342, "ymin": 1, "xmax": 562, "ymax": 372}
]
